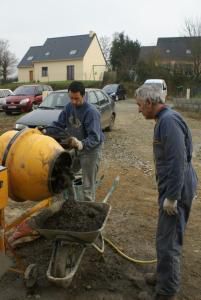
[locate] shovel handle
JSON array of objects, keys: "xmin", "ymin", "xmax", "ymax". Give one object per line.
[{"xmin": 102, "ymin": 176, "xmax": 120, "ymax": 203}]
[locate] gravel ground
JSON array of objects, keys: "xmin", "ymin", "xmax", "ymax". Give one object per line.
[{"xmin": 0, "ymin": 100, "xmax": 201, "ymax": 300}]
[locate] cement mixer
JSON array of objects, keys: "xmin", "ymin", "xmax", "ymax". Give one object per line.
[
  {"xmin": 0, "ymin": 127, "xmax": 74, "ymax": 285},
  {"xmin": 0, "ymin": 127, "xmax": 73, "ymax": 202}
]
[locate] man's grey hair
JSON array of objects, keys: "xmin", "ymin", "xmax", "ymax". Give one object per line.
[{"xmin": 135, "ymin": 84, "xmax": 165, "ymax": 104}]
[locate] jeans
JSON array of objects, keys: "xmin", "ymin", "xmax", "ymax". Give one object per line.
[{"xmin": 67, "ymin": 146, "xmax": 102, "ymax": 202}]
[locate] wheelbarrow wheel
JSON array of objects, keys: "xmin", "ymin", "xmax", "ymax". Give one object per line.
[{"xmin": 52, "ymin": 243, "xmax": 68, "ymax": 278}]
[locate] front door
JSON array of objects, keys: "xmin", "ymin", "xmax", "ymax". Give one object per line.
[
  {"xmin": 67, "ymin": 65, "xmax": 75, "ymax": 80},
  {"xmin": 29, "ymin": 70, "xmax": 33, "ymax": 82}
]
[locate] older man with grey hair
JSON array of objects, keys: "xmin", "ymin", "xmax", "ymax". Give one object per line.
[{"xmin": 135, "ymin": 84, "xmax": 197, "ymax": 300}]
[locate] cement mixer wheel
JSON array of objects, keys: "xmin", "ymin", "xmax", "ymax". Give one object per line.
[{"xmin": 24, "ymin": 264, "xmax": 38, "ymax": 288}]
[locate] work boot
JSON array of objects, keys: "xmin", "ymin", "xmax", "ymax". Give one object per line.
[{"xmin": 144, "ymin": 272, "xmax": 157, "ymax": 286}]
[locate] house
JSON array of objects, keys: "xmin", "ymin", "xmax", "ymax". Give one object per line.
[
  {"xmin": 18, "ymin": 32, "xmax": 107, "ymax": 82},
  {"xmin": 139, "ymin": 36, "xmax": 201, "ymax": 75}
]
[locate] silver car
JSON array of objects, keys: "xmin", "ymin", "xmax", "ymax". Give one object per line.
[
  {"xmin": 0, "ymin": 89, "xmax": 13, "ymax": 111},
  {"xmin": 15, "ymin": 89, "xmax": 116, "ymax": 144}
]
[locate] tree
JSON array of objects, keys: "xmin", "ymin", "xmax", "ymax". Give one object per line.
[
  {"xmin": 184, "ymin": 18, "xmax": 201, "ymax": 79},
  {"xmin": 110, "ymin": 32, "xmax": 140, "ymax": 80},
  {"xmin": 0, "ymin": 39, "xmax": 17, "ymax": 81},
  {"xmin": 99, "ymin": 36, "xmax": 111, "ymax": 66}
]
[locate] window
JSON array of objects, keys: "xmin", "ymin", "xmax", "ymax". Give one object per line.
[
  {"xmin": 0, "ymin": 91, "xmax": 4, "ymax": 98},
  {"xmin": 67, "ymin": 65, "xmax": 74, "ymax": 80},
  {"xmin": 43, "ymin": 85, "xmax": 53, "ymax": 91},
  {"xmin": 95, "ymin": 91, "xmax": 108, "ymax": 105},
  {"xmin": 4, "ymin": 90, "xmax": 12, "ymax": 97},
  {"xmin": 69, "ymin": 49, "xmax": 77, "ymax": 55},
  {"xmin": 36, "ymin": 86, "xmax": 43, "ymax": 95},
  {"xmin": 88, "ymin": 91, "xmax": 98, "ymax": 105},
  {"xmin": 42, "ymin": 67, "xmax": 48, "ymax": 77},
  {"xmin": 27, "ymin": 56, "xmax": 33, "ymax": 61}
]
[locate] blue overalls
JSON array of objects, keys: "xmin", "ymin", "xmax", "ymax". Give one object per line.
[
  {"xmin": 153, "ymin": 107, "xmax": 198, "ymax": 296},
  {"xmin": 47, "ymin": 100, "xmax": 104, "ymax": 202}
]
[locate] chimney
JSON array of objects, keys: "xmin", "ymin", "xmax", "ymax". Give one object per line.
[{"xmin": 89, "ymin": 31, "xmax": 95, "ymax": 38}]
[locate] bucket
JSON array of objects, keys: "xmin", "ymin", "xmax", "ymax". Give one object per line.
[{"xmin": 63, "ymin": 175, "xmax": 104, "ymax": 201}]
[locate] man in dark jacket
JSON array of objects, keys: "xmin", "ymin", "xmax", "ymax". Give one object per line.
[
  {"xmin": 135, "ymin": 84, "xmax": 198, "ymax": 300},
  {"xmin": 45, "ymin": 81, "xmax": 104, "ymax": 202}
]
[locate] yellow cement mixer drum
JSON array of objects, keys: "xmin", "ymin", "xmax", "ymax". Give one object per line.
[{"xmin": 0, "ymin": 128, "xmax": 72, "ymax": 202}]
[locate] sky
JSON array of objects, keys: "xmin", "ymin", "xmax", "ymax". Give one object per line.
[{"xmin": 1, "ymin": 0, "xmax": 201, "ymax": 62}]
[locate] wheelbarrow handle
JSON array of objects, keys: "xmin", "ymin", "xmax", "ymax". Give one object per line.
[{"xmin": 102, "ymin": 176, "xmax": 120, "ymax": 203}]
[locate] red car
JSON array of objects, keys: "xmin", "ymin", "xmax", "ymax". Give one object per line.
[{"xmin": 3, "ymin": 84, "xmax": 52, "ymax": 114}]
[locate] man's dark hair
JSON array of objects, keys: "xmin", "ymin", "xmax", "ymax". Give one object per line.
[{"xmin": 68, "ymin": 81, "xmax": 85, "ymax": 96}]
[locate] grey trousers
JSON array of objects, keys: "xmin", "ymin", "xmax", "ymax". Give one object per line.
[
  {"xmin": 68, "ymin": 146, "xmax": 102, "ymax": 202},
  {"xmin": 156, "ymin": 203, "xmax": 191, "ymax": 296}
]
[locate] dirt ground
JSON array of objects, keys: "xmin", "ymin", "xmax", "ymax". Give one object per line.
[{"xmin": 0, "ymin": 100, "xmax": 201, "ymax": 300}]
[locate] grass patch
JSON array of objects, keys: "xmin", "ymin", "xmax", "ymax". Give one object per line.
[{"xmin": 0, "ymin": 112, "xmax": 20, "ymax": 135}]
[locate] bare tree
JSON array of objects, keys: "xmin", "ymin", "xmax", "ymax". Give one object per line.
[
  {"xmin": 99, "ymin": 36, "xmax": 111, "ymax": 66},
  {"xmin": 0, "ymin": 39, "xmax": 17, "ymax": 81},
  {"xmin": 184, "ymin": 18, "xmax": 201, "ymax": 78}
]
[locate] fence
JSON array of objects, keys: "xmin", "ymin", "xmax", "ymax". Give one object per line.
[{"xmin": 173, "ymin": 98, "xmax": 201, "ymax": 112}]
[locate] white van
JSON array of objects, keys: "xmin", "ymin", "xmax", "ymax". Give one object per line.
[{"xmin": 144, "ymin": 79, "xmax": 167, "ymax": 102}]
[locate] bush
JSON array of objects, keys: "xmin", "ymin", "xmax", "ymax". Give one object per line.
[{"xmin": 0, "ymin": 80, "xmax": 102, "ymax": 91}]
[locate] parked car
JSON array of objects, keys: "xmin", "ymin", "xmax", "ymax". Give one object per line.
[
  {"xmin": 144, "ymin": 79, "xmax": 167, "ymax": 102},
  {"xmin": 3, "ymin": 84, "xmax": 53, "ymax": 114},
  {"xmin": 102, "ymin": 83, "xmax": 126, "ymax": 101},
  {"xmin": 0, "ymin": 89, "xmax": 13, "ymax": 111},
  {"xmin": 15, "ymin": 89, "xmax": 116, "ymax": 143}
]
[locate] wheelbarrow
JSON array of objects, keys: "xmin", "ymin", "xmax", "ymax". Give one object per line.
[{"xmin": 37, "ymin": 176, "xmax": 119, "ymax": 288}]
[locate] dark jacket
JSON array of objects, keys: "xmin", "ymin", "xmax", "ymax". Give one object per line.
[
  {"xmin": 153, "ymin": 106, "xmax": 197, "ymax": 207},
  {"xmin": 48, "ymin": 101, "xmax": 104, "ymax": 151}
]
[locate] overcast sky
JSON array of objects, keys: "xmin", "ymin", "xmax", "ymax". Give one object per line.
[{"xmin": 1, "ymin": 0, "xmax": 201, "ymax": 62}]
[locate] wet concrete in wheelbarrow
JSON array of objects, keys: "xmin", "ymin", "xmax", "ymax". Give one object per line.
[{"xmin": 40, "ymin": 200, "xmax": 108, "ymax": 231}]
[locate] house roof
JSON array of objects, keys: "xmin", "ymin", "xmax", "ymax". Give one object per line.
[
  {"xmin": 18, "ymin": 34, "xmax": 95, "ymax": 68},
  {"xmin": 157, "ymin": 37, "xmax": 197, "ymax": 61},
  {"xmin": 139, "ymin": 36, "xmax": 201, "ymax": 62}
]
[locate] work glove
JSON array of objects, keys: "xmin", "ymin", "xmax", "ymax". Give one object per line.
[
  {"xmin": 66, "ymin": 137, "xmax": 83, "ymax": 151},
  {"xmin": 163, "ymin": 198, "xmax": 178, "ymax": 215}
]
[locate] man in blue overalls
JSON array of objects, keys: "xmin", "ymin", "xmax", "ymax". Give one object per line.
[
  {"xmin": 135, "ymin": 84, "xmax": 197, "ymax": 300},
  {"xmin": 45, "ymin": 81, "xmax": 104, "ymax": 202}
]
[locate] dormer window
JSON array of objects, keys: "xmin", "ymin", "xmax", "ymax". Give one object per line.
[
  {"xmin": 166, "ymin": 49, "xmax": 170, "ymax": 53},
  {"xmin": 186, "ymin": 49, "xmax": 191, "ymax": 54},
  {"xmin": 69, "ymin": 49, "xmax": 77, "ymax": 55},
  {"xmin": 27, "ymin": 56, "xmax": 33, "ymax": 61}
]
